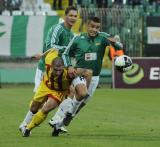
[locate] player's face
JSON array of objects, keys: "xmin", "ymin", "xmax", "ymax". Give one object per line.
[
  {"xmin": 65, "ymin": 10, "xmax": 78, "ymax": 28},
  {"xmin": 87, "ymin": 21, "xmax": 101, "ymax": 37},
  {"xmin": 52, "ymin": 65, "xmax": 64, "ymax": 76}
]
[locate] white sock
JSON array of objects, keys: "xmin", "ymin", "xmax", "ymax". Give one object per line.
[
  {"xmin": 49, "ymin": 97, "xmax": 73, "ymax": 125},
  {"xmin": 20, "ymin": 110, "xmax": 34, "ymax": 127},
  {"xmin": 71, "ymin": 97, "xmax": 82, "ymax": 116}
]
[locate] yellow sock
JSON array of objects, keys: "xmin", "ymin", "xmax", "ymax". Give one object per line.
[{"xmin": 27, "ymin": 110, "xmax": 47, "ymax": 130}]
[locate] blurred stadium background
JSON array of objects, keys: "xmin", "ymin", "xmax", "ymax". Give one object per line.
[{"xmin": 0, "ymin": 0, "xmax": 160, "ymax": 85}]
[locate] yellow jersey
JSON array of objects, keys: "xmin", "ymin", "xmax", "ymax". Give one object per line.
[{"xmin": 43, "ymin": 50, "xmax": 72, "ymax": 91}]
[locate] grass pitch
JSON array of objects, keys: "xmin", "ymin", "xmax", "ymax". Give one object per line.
[{"xmin": 0, "ymin": 85, "xmax": 160, "ymax": 147}]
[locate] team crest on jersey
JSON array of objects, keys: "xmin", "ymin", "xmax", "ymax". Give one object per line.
[{"xmin": 95, "ymin": 42, "xmax": 100, "ymax": 46}]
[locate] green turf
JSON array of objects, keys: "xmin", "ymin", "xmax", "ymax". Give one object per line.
[{"xmin": 0, "ymin": 85, "xmax": 160, "ymax": 147}]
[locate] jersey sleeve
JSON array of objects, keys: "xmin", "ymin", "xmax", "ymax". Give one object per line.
[
  {"xmin": 100, "ymin": 32, "xmax": 123, "ymax": 50},
  {"xmin": 43, "ymin": 24, "xmax": 66, "ymax": 52},
  {"xmin": 61, "ymin": 36, "xmax": 78, "ymax": 67}
]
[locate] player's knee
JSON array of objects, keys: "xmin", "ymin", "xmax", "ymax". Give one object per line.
[
  {"xmin": 72, "ymin": 76, "xmax": 87, "ymax": 88},
  {"xmin": 75, "ymin": 87, "xmax": 88, "ymax": 100},
  {"xmin": 78, "ymin": 93, "xmax": 90, "ymax": 101},
  {"xmin": 41, "ymin": 107, "xmax": 50, "ymax": 114},
  {"xmin": 30, "ymin": 101, "xmax": 42, "ymax": 114}
]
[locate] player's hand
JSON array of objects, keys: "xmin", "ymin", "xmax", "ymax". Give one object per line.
[
  {"xmin": 108, "ymin": 37, "xmax": 116, "ymax": 43},
  {"xmin": 68, "ymin": 66, "xmax": 77, "ymax": 78},
  {"xmin": 31, "ymin": 53, "xmax": 42, "ymax": 60},
  {"xmin": 108, "ymin": 37, "xmax": 123, "ymax": 48}
]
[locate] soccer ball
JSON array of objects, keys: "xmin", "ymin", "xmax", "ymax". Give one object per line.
[{"xmin": 114, "ymin": 55, "xmax": 132, "ymax": 72}]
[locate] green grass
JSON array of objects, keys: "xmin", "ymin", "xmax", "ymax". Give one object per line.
[{"xmin": 1, "ymin": 85, "xmax": 160, "ymax": 147}]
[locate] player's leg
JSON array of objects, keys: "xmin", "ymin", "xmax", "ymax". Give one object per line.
[
  {"xmin": 23, "ymin": 97, "xmax": 59, "ymax": 137},
  {"xmin": 49, "ymin": 96, "xmax": 73, "ymax": 126},
  {"xmin": 50, "ymin": 76, "xmax": 89, "ymax": 135},
  {"xmin": 48, "ymin": 84, "xmax": 75, "ymax": 133},
  {"xmin": 68, "ymin": 76, "xmax": 88, "ymax": 114},
  {"xmin": 61, "ymin": 76, "xmax": 99, "ymax": 128},
  {"xmin": 62, "ymin": 76, "xmax": 99, "ymax": 126},
  {"xmin": 69, "ymin": 68, "xmax": 93, "ymax": 116},
  {"xmin": 76, "ymin": 76, "xmax": 100, "ymax": 114},
  {"xmin": 19, "ymin": 82, "xmax": 47, "ymax": 133},
  {"xmin": 19, "ymin": 67, "xmax": 44, "ymax": 130},
  {"xmin": 33, "ymin": 67, "xmax": 44, "ymax": 92},
  {"xmin": 49, "ymin": 84, "xmax": 75, "ymax": 126},
  {"xmin": 58, "ymin": 76, "xmax": 99, "ymax": 130},
  {"xmin": 19, "ymin": 100, "xmax": 44, "ymax": 133}
]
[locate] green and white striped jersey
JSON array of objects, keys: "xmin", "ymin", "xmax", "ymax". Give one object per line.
[{"xmin": 38, "ymin": 23, "xmax": 74, "ymax": 71}]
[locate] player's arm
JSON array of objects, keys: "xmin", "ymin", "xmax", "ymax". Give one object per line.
[
  {"xmin": 108, "ymin": 38, "xmax": 123, "ymax": 50},
  {"xmin": 62, "ymin": 39, "xmax": 77, "ymax": 77},
  {"xmin": 62, "ymin": 54, "xmax": 77, "ymax": 78},
  {"xmin": 107, "ymin": 37, "xmax": 123, "ymax": 50},
  {"xmin": 61, "ymin": 36, "xmax": 78, "ymax": 67},
  {"xmin": 45, "ymin": 25, "xmax": 67, "ymax": 51},
  {"xmin": 31, "ymin": 48, "xmax": 56, "ymax": 60},
  {"xmin": 101, "ymin": 32, "xmax": 123, "ymax": 49}
]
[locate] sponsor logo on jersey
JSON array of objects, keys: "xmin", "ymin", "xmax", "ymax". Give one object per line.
[{"xmin": 95, "ymin": 42, "xmax": 100, "ymax": 46}]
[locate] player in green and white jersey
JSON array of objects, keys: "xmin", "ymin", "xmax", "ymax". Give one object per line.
[
  {"xmin": 19, "ymin": 6, "xmax": 78, "ymax": 134},
  {"xmin": 49, "ymin": 16, "xmax": 123, "ymax": 136},
  {"xmin": 34, "ymin": 6, "xmax": 78, "ymax": 92}
]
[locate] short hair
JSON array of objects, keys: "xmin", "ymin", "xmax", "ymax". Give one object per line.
[
  {"xmin": 88, "ymin": 16, "xmax": 101, "ymax": 23},
  {"xmin": 65, "ymin": 6, "xmax": 78, "ymax": 15},
  {"xmin": 51, "ymin": 57, "xmax": 64, "ymax": 67}
]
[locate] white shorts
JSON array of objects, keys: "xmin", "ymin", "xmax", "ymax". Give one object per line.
[
  {"xmin": 72, "ymin": 76, "xmax": 86, "ymax": 87},
  {"xmin": 33, "ymin": 68, "xmax": 44, "ymax": 92}
]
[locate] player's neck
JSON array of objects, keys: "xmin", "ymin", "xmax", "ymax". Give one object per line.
[
  {"xmin": 64, "ymin": 22, "xmax": 72, "ymax": 30},
  {"xmin": 87, "ymin": 34, "xmax": 97, "ymax": 40}
]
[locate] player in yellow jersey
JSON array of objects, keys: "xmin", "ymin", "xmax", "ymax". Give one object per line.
[
  {"xmin": 19, "ymin": 47, "xmax": 91, "ymax": 136},
  {"xmin": 19, "ymin": 6, "xmax": 78, "ymax": 133},
  {"xmin": 20, "ymin": 56, "xmax": 73, "ymax": 137}
]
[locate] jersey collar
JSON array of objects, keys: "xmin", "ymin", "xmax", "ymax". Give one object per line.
[{"xmin": 61, "ymin": 23, "xmax": 71, "ymax": 32}]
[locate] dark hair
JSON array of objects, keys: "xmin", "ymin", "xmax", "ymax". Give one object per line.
[
  {"xmin": 52, "ymin": 57, "xmax": 64, "ymax": 67},
  {"xmin": 65, "ymin": 6, "xmax": 78, "ymax": 15},
  {"xmin": 88, "ymin": 16, "xmax": 101, "ymax": 23}
]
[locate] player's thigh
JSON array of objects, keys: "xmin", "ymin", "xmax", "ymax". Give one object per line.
[
  {"xmin": 76, "ymin": 68, "xmax": 93, "ymax": 87},
  {"xmin": 72, "ymin": 76, "xmax": 87, "ymax": 97},
  {"xmin": 41, "ymin": 98, "xmax": 59, "ymax": 113}
]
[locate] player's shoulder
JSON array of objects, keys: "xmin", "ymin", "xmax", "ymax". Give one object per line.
[
  {"xmin": 98, "ymin": 32, "xmax": 111, "ymax": 38},
  {"xmin": 45, "ymin": 50, "xmax": 59, "ymax": 65},
  {"xmin": 50, "ymin": 23, "xmax": 63, "ymax": 31}
]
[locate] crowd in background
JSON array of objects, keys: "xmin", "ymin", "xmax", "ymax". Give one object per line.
[{"xmin": 0, "ymin": 0, "xmax": 160, "ymax": 14}]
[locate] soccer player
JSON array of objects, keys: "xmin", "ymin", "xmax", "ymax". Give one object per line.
[
  {"xmin": 19, "ymin": 6, "xmax": 78, "ymax": 132},
  {"xmin": 22, "ymin": 49, "xmax": 92, "ymax": 137},
  {"xmin": 49, "ymin": 16, "xmax": 123, "ymax": 136},
  {"xmin": 22, "ymin": 56, "xmax": 74, "ymax": 137},
  {"xmin": 34, "ymin": 6, "xmax": 78, "ymax": 92}
]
